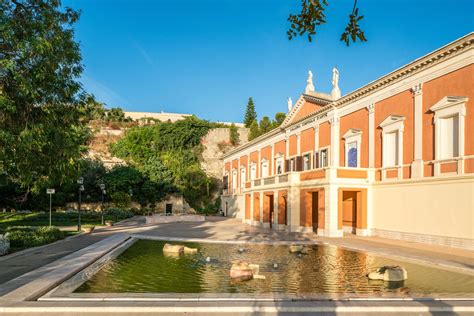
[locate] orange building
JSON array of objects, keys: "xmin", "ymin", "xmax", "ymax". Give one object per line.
[{"xmin": 221, "ymin": 33, "xmax": 474, "ymax": 249}]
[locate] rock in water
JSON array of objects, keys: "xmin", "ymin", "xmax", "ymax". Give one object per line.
[
  {"xmin": 184, "ymin": 246, "xmax": 198, "ymax": 254},
  {"xmin": 368, "ymin": 266, "xmax": 407, "ymax": 282},
  {"xmin": 289, "ymin": 243, "xmax": 304, "ymax": 253},
  {"xmin": 163, "ymin": 243, "xmax": 184, "ymax": 254},
  {"xmin": 230, "ymin": 261, "xmax": 254, "ymax": 281}
]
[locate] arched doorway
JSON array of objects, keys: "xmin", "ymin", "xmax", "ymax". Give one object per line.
[{"xmin": 278, "ymin": 193, "xmax": 287, "ymax": 226}]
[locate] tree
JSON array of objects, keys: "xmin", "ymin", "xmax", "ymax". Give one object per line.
[
  {"xmin": 105, "ymin": 107, "xmax": 132, "ymax": 122},
  {"xmin": 229, "ymin": 123, "xmax": 239, "ymax": 146},
  {"xmin": 272, "ymin": 112, "xmax": 286, "ymax": 128},
  {"xmin": 288, "ymin": 0, "xmax": 366, "ymax": 46},
  {"xmin": 243, "ymin": 97, "xmax": 257, "ymax": 128},
  {"xmin": 0, "ymin": 0, "xmax": 90, "ymax": 196},
  {"xmin": 248, "ymin": 121, "xmax": 260, "ymax": 141},
  {"xmin": 259, "ymin": 116, "xmax": 272, "ymax": 134}
]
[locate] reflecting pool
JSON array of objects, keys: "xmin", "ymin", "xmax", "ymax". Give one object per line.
[{"xmin": 75, "ymin": 239, "xmax": 474, "ymax": 297}]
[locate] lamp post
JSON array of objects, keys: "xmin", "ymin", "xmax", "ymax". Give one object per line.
[
  {"xmin": 77, "ymin": 177, "xmax": 84, "ymax": 232},
  {"xmin": 46, "ymin": 189, "xmax": 55, "ymax": 226},
  {"xmin": 100, "ymin": 183, "xmax": 106, "ymax": 225}
]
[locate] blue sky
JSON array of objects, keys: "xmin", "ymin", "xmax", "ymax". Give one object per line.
[{"xmin": 64, "ymin": 0, "xmax": 474, "ymax": 123}]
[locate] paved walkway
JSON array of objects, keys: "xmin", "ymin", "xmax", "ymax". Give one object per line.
[{"xmin": 1, "ymin": 216, "xmax": 473, "ymax": 297}]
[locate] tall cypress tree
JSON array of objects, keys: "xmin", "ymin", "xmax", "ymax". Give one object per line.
[{"xmin": 243, "ymin": 97, "xmax": 257, "ymax": 128}]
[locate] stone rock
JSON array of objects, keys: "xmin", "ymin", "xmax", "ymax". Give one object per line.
[
  {"xmin": 368, "ymin": 266, "xmax": 407, "ymax": 282},
  {"xmin": 163, "ymin": 243, "xmax": 184, "ymax": 254},
  {"xmin": 289, "ymin": 244, "xmax": 304, "ymax": 253},
  {"xmin": 230, "ymin": 261, "xmax": 254, "ymax": 281},
  {"xmin": 183, "ymin": 246, "xmax": 198, "ymax": 254},
  {"xmin": 0, "ymin": 234, "xmax": 10, "ymax": 256}
]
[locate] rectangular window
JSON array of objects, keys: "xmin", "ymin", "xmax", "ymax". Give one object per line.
[
  {"xmin": 240, "ymin": 168, "xmax": 246, "ymax": 188},
  {"xmin": 314, "ymin": 152, "xmax": 319, "ymax": 169},
  {"xmin": 384, "ymin": 132, "xmax": 398, "ymax": 167},
  {"xmin": 261, "ymin": 162, "xmax": 269, "ymax": 177},
  {"xmin": 303, "ymin": 153, "xmax": 311, "ymax": 171},
  {"xmin": 346, "ymin": 141, "xmax": 358, "ymax": 168},
  {"xmin": 320, "ymin": 149, "xmax": 328, "ymax": 168},
  {"xmin": 290, "ymin": 158, "xmax": 295, "ymax": 171},
  {"xmin": 250, "ymin": 165, "xmax": 256, "ymax": 180},
  {"xmin": 440, "ymin": 116, "xmax": 459, "ymax": 159},
  {"xmin": 275, "ymin": 158, "xmax": 284, "ymax": 174}
]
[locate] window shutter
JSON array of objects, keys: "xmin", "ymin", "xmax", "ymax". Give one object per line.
[
  {"xmin": 296, "ymin": 156, "xmax": 303, "ymax": 171},
  {"xmin": 223, "ymin": 176, "xmax": 228, "ymax": 189},
  {"xmin": 285, "ymin": 159, "xmax": 290, "ymax": 172},
  {"xmin": 314, "ymin": 152, "xmax": 319, "ymax": 169}
]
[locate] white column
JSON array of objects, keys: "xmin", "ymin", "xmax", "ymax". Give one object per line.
[
  {"xmin": 411, "ymin": 83, "xmax": 424, "ymax": 178},
  {"xmin": 237, "ymin": 159, "xmax": 241, "ymax": 194},
  {"xmin": 324, "ymin": 184, "xmax": 342, "ymax": 237},
  {"xmin": 367, "ymin": 103, "xmax": 375, "ymax": 168},
  {"xmin": 330, "ymin": 115, "xmax": 340, "ymax": 167}
]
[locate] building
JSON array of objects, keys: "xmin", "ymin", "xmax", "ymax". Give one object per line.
[
  {"xmin": 124, "ymin": 111, "xmax": 245, "ymax": 127},
  {"xmin": 221, "ymin": 33, "xmax": 474, "ymax": 250}
]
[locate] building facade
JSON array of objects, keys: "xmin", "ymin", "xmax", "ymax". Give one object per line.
[{"xmin": 221, "ymin": 33, "xmax": 474, "ymax": 249}]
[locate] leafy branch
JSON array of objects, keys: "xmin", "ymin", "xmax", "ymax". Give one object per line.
[{"xmin": 287, "ymin": 0, "xmax": 367, "ymax": 45}]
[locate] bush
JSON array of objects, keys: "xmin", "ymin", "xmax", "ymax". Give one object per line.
[
  {"xmin": 110, "ymin": 191, "xmax": 132, "ymax": 208},
  {"xmin": 6, "ymin": 226, "xmax": 65, "ymax": 248},
  {"xmin": 104, "ymin": 208, "xmax": 134, "ymax": 221}
]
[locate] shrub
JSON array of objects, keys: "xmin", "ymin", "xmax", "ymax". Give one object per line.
[
  {"xmin": 6, "ymin": 226, "xmax": 65, "ymax": 248},
  {"xmin": 104, "ymin": 208, "xmax": 134, "ymax": 221},
  {"xmin": 110, "ymin": 192, "xmax": 132, "ymax": 208}
]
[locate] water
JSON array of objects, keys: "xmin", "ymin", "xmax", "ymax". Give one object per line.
[{"xmin": 75, "ymin": 239, "xmax": 474, "ymax": 297}]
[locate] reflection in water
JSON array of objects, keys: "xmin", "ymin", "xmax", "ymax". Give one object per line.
[{"xmin": 75, "ymin": 240, "xmax": 474, "ymax": 297}]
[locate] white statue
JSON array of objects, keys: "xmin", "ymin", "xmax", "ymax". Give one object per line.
[
  {"xmin": 332, "ymin": 67, "xmax": 339, "ymax": 88},
  {"xmin": 287, "ymin": 97, "xmax": 293, "ymax": 112},
  {"xmin": 305, "ymin": 70, "xmax": 315, "ymax": 93},
  {"xmin": 331, "ymin": 67, "xmax": 341, "ymax": 100}
]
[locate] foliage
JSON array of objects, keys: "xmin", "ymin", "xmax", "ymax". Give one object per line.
[
  {"xmin": 0, "ymin": 0, "xmax": 90, "ymax": 195},
  {"xmin": 248, "ymin": 121, "xmax": 260, "ymax": 141},
  {"xmin": 104, "ymin": 208, "xmax": 134, "ymax": 221},
  {"xmin": 229, "ymin": 123, "xmax": 239, "ymax": 145},
  {"xmin": 243, "ymin": 97, "xmax": 257, "ymax": 128},
  {"xmin": 110, "ymin": 192, "xmax": 132, "ymax": 208},
  {"xmin": 105, "ymin": 107, "xmax": 132, "ymax": 122},
  {"xmin": 6, "ymin": 226, "xmax": 65, "ymax": 249},
  {"xmin": 288, "ymin": 0, "xmax": 366, "ymax": 45},
  {"xmin": 248, "ymin": 112, "xmax": 286, "ymax": 141},
  {"xmin": 273, "ymin": 112, "xmax": 287, "ymax": 127},
  {"xmin": 110, "ymin": 116, "xmax": 220, "ymax": 211},
  {"xmin": 259, "ymin": 116, "xmax": 272, "ymax": 134}
]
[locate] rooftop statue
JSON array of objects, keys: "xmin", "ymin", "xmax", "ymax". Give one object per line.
[
  {"xmin": 331, "ymin": 67, "xmax": 341, "ymax": 100},
  {"xmin": 287, "ymin": 97, "xmax": 293, "ymax": 112},
  {"xmin": 305, "ymin": 70, "xmax": 315, "ymax": 93}
]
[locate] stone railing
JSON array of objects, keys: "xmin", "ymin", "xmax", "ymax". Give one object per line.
[{"xmin": 263, "ymin": 176, "xmax": 275, "ymax": 185}]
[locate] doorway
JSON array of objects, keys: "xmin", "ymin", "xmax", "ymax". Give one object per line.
[
  {"xmin": 311, "ymin": 192, "xmax": 319, "ymax": 232},
  {"xmin": 165, "ymin": 203, "xmax": 173, "ymax": 216},
  {"xmin": 342, "ymin": 191, "xmax": 357, "ymax": 233}
]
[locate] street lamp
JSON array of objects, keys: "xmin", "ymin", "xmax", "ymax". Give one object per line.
[
  {"xmin": 100, "ymin": 183, "xmax": 106, "ymax": 225},
  {"xmin": 77, "ymin": 177, "xmax": 84, "ymax": 231}
]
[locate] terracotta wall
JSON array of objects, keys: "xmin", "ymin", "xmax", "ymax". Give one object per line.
[
  {"xmin": 260, "ymin": 146, "xmax": 272, "ymax": 176},
  {"xmin": 319, "ymin": 122, "xmax": 331, "ymax": 148},
  {"xmin": 339, "ymin": 108, "xmax": 369, "ymax": 167},
  {"xmin": 291, "ymin": 100, "xmax": 321, "ymax": 123},
  {"xmin": 249, "ymin": 150, "xmax": 259, "ymax": 177},
  {"xmin": 253, "ymin": 192, "xmax": 260, "ymax": 221},
  {"xmin": 301, "ymin": 127, "xmax": 315, "ymax": 154},
  {"xmin": 299, "ymin": 189, "xmax": 325, "ymax": 229},
  {"xmin": 278, "ymin": 190, "xmax": 287, "ymax": 225},
  {"xmin": 422, "ymin": 65, "xmax": 474, "ymax": 173},
  {"xmin": 289, "ymin": 134, "xmax": 297, "ymax": 156},
  {"xmin": 245, "ymin": 194, "xmax": 251, "ymax": 219},
  {"xmin": 239, "ymin": 155, "xmax": 248, "ymax": 182},
  {"xmin": 374, "ymin": 89, "xmax": 414, "ymax": 168},
  {"xmin": 274, "ymin": 139, "xmax": 286, "ymax": 173}
]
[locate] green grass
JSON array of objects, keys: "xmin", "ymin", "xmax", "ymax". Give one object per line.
[{"xmin": 0, "ymin": 210, "xmax": 133, "ymax": 234}]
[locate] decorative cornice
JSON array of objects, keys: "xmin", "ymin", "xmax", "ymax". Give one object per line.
[
  {"xmin": 367, "ymin": 103, "xmax": 375, "ymax": 114},
  {"xmin": 411, "ymin": 83, "xmax": 423, "ymax": 96}
]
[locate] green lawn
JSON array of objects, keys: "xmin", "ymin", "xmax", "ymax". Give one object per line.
[{"xmin": 0, "ymin": 210, "xmax": 133, "ymax": 234}]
